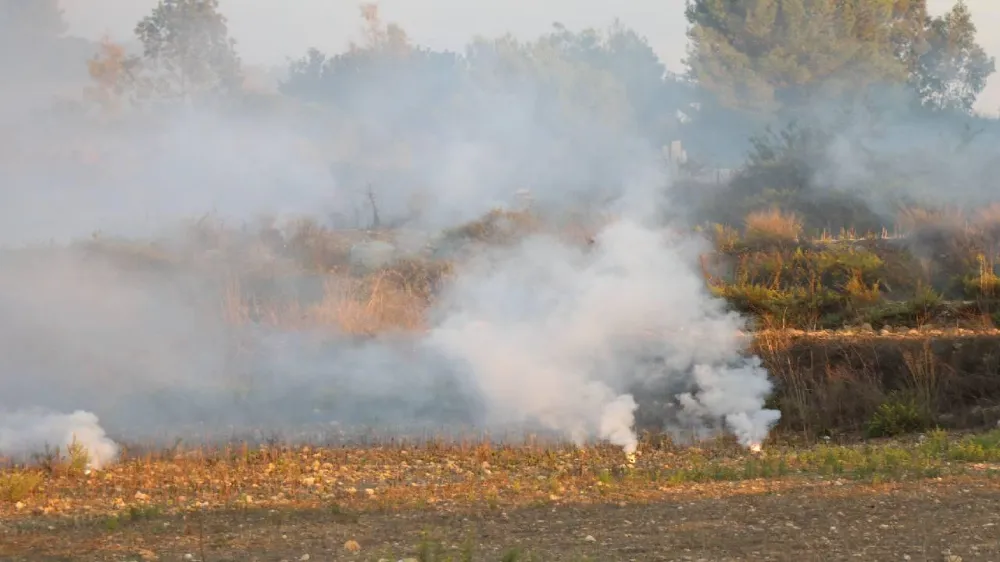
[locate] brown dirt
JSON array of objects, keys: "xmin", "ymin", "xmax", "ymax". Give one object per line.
[{"xmin": 2, "ymin": 476, "xmax": 999, "ymax": 561}]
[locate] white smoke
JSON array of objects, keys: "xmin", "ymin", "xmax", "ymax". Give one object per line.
[
  {"xmin": 0, "ymin": 409, "xmax": 119, "ymax": 469},
  {"xmin": 426, "ymin": 219, "xmax": 780, "ymax": 452}
]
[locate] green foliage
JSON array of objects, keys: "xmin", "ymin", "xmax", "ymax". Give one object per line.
[
  {"xmin": 685, "ymin": 0, "xmax": 993, "ymax": 115},
  {"xmin": 0, "ymin": 471, "xmax": 42, "ymax": 502},
  {"xmin": 66, "ymin": 436, "xmax": 90, "ymax": 476},
  {"xmin": 685, "ymin": 0, "xmax": 913, "ymax": 113},
  {"xmin": 133, "ymin": 0, "xmax": 242, "ymax": 100},
  {"xmin": 865, "ymin": 392, "xmax": 931, "ymax": 438},
  {"xmin": 915, "ymin": 1, "xmax": 996, "ymax": 112}
]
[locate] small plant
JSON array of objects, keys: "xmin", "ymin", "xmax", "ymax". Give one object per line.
[
  {"xmin": 709, "ymin": 222, "xmax": 741, "ymax": 252},
  {"xmin": 329, "ymin": 502, "xmax": 360, "ymax": 523},
  {"xmin": 948, "ymin": 430, "xmax": 1000, "ymax": 462},
  {"xmin": 865, "ymin": 393, "xmax": 931, "ymax": 438},
  {"xmin": 501, "ymin": 547, "xmax": 524, "ymax": 562},
  {"xmin": 416, "ymin": 532, "xmax": 446, "ymax": 562},
  {"xmin": 0, "ymin": 471, "xmax": 43, "ymax": 502},
  {"xmin": 67, "ymin": 436, "xmax": 91, "ymax": 476}
]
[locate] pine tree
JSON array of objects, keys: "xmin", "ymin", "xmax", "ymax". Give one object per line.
[
  {"xmin": 685, "ymin": 0, "xmax": 911, "ymax": 113},
  {"xmin": 686, "ymin": 0, "xmax": 993, "ymax": 114}
]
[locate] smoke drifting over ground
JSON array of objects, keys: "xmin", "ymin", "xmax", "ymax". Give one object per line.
[
  {"xmin": 0, "ymin": 107, "xmax": 779, "ymax": 465},
  {"xmin": 0, "ymin": 3, "xmax": 791, "ymax": 467}
]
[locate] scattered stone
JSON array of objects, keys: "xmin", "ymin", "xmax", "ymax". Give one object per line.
[
  {"xmin": 344, "ymin": 540, "xmax": 361, "ymax": 553},
  {"xmin": 300, "ymin": 555, "xmax": 310, "ymax": 561},
  {"xmin": 584, "ymin": 535, "xmax": 596, "ymax": 542},
  {"xmin": 944, "ymin": 556, "xmax": 962, "ymax": 562}
]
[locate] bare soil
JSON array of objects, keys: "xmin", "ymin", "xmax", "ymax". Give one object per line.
[{"xmin": 3, "ymin": 476, "xmax": 999, "ymax": 561}]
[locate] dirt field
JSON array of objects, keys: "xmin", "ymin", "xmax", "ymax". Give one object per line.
[
  {"xmin": 2, "ymin": 476, "xmax": 999, "ymax": 561},
  {"xmin": 4, "ymin": 434, "xmax": 1000, "ymax": 561}
]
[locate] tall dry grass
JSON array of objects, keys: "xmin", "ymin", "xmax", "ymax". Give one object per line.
[
  {"xmin": 744, "ymin": 208, "xmax": 802, "ymax": 246},
  {"xmin": 305, "ymin": 272, "xmax": 428, "ymax": 334}
]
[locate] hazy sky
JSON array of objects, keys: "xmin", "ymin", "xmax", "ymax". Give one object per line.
[{"xmin": 60, "ymin": 0, "xmax": 1000, "ymax": 114}]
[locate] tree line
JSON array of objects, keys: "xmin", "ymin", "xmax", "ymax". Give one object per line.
[{"xmin": 3, "ymin": 0, "xmax": 998, "ymax": 229}]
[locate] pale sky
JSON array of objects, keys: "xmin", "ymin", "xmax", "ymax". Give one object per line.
[{"xmin": 59, "ymin": 0, "xmax": 1000, "ymax": 114}]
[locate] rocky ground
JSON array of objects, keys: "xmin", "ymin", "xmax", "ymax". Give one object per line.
[
  {"xmin": 2, "ymin": 477, "xmax": 999, "ymax": 561},
  {"xmin": 3, "ymin": 433, "xmax": 1000, "ymax": 561}
]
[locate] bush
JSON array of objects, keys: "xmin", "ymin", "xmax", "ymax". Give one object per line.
[
  {"xmin": 864, "ymin": 392, "xmax": 931, "ymax": 438},
  {"xmin": 0, "ymin": 472, "xmax": 42, "ymax": 503}
]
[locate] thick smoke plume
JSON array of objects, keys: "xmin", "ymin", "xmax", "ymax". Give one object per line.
[
  {"xmin": 427, "ymin": 219, "xmax": 779, "ymax": 452},
  {"xmin": 0, "ymin": 3, "xmax": 792, "ymax": 465}
]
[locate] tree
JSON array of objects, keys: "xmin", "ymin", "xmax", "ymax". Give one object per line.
[
  {"xmin": 85, "ymin": 37, "xmax": 143, "ymax": 115},
  {"xmin": 685, "ymin": 0, "xmax": 993, "ymax": 115},
  {"xmin": 133, "ymin": 0, "xmax": 242, "ymax": 101},
  {"xmin": 532, "ymin": 22, "xmax": 692, "ymax": 144},
  {"xmin": 913, "ymin": 1, "xmax": 995, "ymax": 112},
  {"xmin": 685, "ymin": 0, "xmax": 913, "ymax": 114},
  {"xmin": 282, "ymin": 4, "xmax": 464, "ymax": 129}
]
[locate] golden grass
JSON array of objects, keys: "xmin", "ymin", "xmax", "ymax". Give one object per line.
[
  {"xmin": 744, "ymin": 208, "xmax": 802, "ymax": 245},
  {"xmin": 442, "ymin": 208, "xmax": 541, "ymax": 244},
  {"xmin": 305, "ymin": 272, "xmax": 428, "ymax": 334}
]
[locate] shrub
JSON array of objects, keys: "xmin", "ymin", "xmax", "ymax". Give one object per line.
[
  {"xmin": 709, "ymin": 222, "xmax": 741, "ymax": 253},
  {"xmin": 0, "ymin": 472, "xmax": 42, "ymax": 502},
  {"xmin": 864, "ymin": 392, "xmax": 931, "ymax": 438}
]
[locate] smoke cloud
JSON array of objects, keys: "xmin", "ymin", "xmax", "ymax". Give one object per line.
[
  {"xmin": 0, "ymin": 409, "xmax": 118, "ymax": 469},
  {"xmin": 0, "ymin": 2, "xmax": 793, "ymax": 467}
]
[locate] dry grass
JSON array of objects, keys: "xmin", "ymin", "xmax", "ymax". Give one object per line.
[
  {"xmin": 973, "ymin": 202, "xmax": 1000, "ymax": 234},
  {"xmin": 743, "ymin": 208, "xmax": 802, "ymax": 246},
  {"xmin": 304, "ymin": 271, "xmax": 429, "ymax": 334},
  {"xmin": 2, "ymin": 430, "xmax": 1000, "ymax": 522},
  {"xmin": 442, "ymin": 208, "xmax": 541, "ymax": 245}
]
